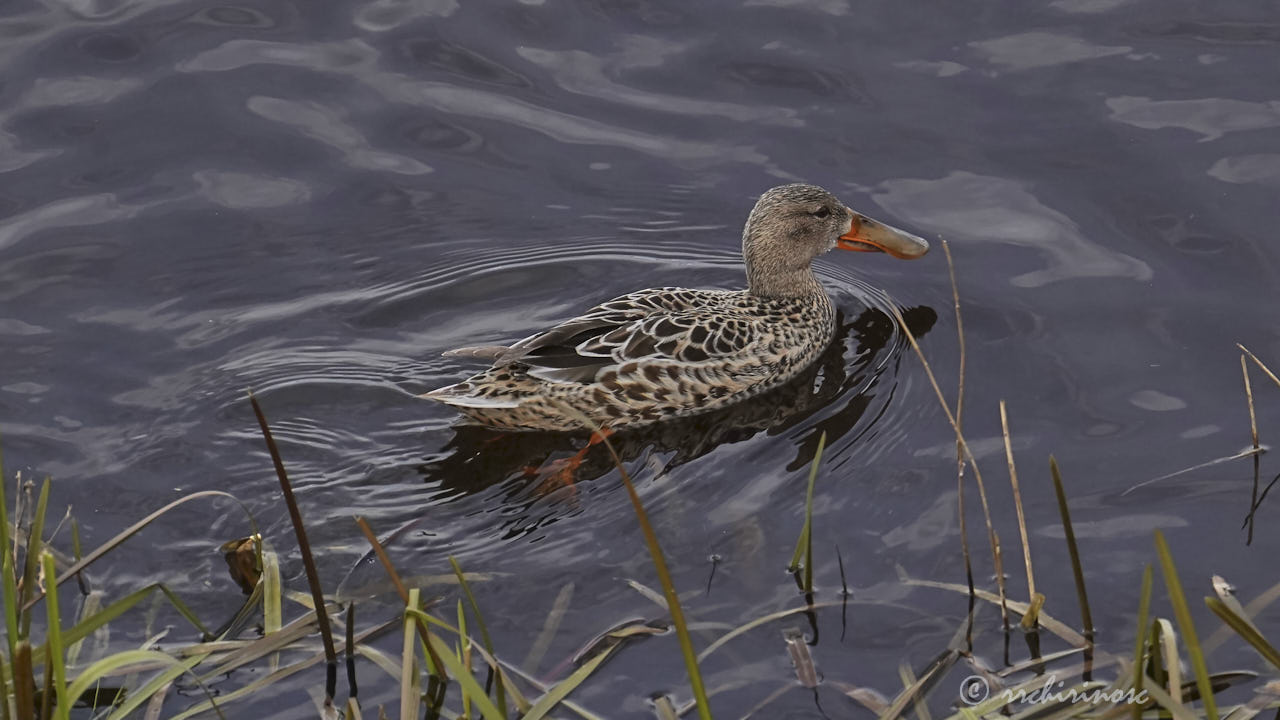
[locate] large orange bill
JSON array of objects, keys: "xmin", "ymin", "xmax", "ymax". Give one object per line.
[{"xmin": 837, "ymin": 212, "xmax": 930, "ymax": 259}]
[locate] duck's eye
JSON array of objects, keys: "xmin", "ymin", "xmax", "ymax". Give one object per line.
[{"xmin": 812, "ymin": 207, "xmax": 831, "ymax": 219}]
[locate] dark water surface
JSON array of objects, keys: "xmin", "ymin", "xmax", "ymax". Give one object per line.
[{"xmin": 2, "ymin": 0, "xmax": 1278, "ymax": 716}]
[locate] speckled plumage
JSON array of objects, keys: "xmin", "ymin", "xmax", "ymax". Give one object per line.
[{"xmin": 423, "ymin": 183, "xmax": 927, "ymax": 431}]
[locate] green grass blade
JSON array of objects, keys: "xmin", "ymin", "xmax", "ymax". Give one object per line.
[
  {"xmin": 876, "ymin": 649, "xmax": 959, "ymax": 720},
  {"xmin": 697, "ymin": 600, "xmax": 846, "ymax": 662},
  {"xmin": 32, "ymin": 583, "xmax": 212, "ymax": 669},
  {"xmin": 3, "ymin": 543, "xmax": 19, "ymax": 659},
  {"xmin": 457, "ymin": 599, "xmax": 471, "ymax": 719},
  {"xmin": 41, "ymin": 646, "xmax": 55, "ymax": 720},
  {"xmin": 1153, "ymin": 618, "xmax": 1181, "ymax": 703},
  {"xmin": 172, "ymin": 619, "xmax": 393, "ymax": 720},
  {"xmin": 23, "ymin": 490, "xmax": 258, "ymax": 613},
  {"xmin": 19, "ymin": 476, "xmax": 51, "ymax": 636},
  {"xmin": 104, "ymin": 651, "xmax": 211, "ymax": 720},
  {"xmin": 1131, "ymin": 564, "xmax": 1153, "ymax": 720},
  {"xmin": 1154, "ymin": 530, "xmax": 1218, "ymax": 720},
  {"xmin": 0, "ymin": 651, "xmax": 10, "ymax": 720},
  {"xmin": 42, "ymin": 553, "xmax": 69, "ymax": 720},
  {"xmin": 1139, "ymin": 676, "xmax": 1201, "ymax": 720},
  {"xmin": 537, "ymin": 404, "xmax": 711, "ymax": 716},
  {"xmin": 898, "ymin": 663, "xmax": 932, "ymax": 720},
  {"xmin": 788, "ymin": 432, "xmax": 826, "ymax": 577},
  {"xmin": 260, "ymin": 539, "xmax": 283, "ymax": 674},
  {"xmin": 1050, "ymin": 457, "xmax": 1093, "ymax": 640},
  {"xmin": 599, "ymin": 436, "xmax": 713, "ymax": 720},
  {"xmin": 450, "ymin": 556, "xmax": 507, "ymax": 718},
  {"xmin": 262, "ymin": 541, "xmax": 282, "ymax": 636},
  {"xmin": 897, "ymin": 573, "xmax": 1088, "ymax": 647},
  {"xmin": 65, "ymin": 592, "xmax": 103, "ymax": 669},
  {"xmin": 0, "ymin": 444, "xmax": 7, "ymax": 555},
  {"xmin": 354, "ymin": 516, "xmax": 449, "ymax": 683},
  {"xmin": 400, "ymin": 590, "xmax": 421, "ymax": 720},
  {"xmin": 0, "ymin": 446, "xmax": 11, "ymax": 659},
  {"xmin": 70, "ymin": 518, "xmax": 81, "ymax": 560},
  {"xmin": 64, "ymin": 650, "xmax": 192, "ymax": 713},
  {"xmin": 520, "ymin": 641, "xmax": 616, "ymax": 720},
  {"xmin": 522, "ymin": 582, "xmax": 573, "ymax": 673},
  {"xmin": 1204, "ymin": 597, "xmax": 1280, "ymax": 671},
  {"xmin": 407, "ymin": 608, "xmax": 505, "ymax": 720}
]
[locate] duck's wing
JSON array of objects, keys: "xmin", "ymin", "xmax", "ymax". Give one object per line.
[{"xmin": 497, "ymin": 288, "xmax": 762, "ymax": 384}]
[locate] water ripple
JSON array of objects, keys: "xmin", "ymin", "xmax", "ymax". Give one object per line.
[
  {"xmin": 517, "ymin": 36, "xmax": 802, "ymax": 126},
  {"xmin": 870, "ymin": 171, "xmax": 1152, "ymax": 287},
  {"xmin": 1107, "ymin": 96, "xmax": 1280, "ymax": 141},
  {"xmin": 179, "ymin": 38, "xmax": 780, "ymax": 170},
  {"xmin": 247, "ymin": 96, "xmax": 433, "ymax": 175}
]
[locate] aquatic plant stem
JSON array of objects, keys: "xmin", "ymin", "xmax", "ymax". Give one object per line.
[
  {"xmin": 1130, "ymin": 564, "xmax": 1153, "ymax": 720},
  {"xmin": 248, "ymin": 391, "xmax": 337, "ymax": 703},
  {"xmin": 42, "ymin": 553, "xmax": 68, "ymax": 720},
  {"xmin": 888, "ymin": 240, "xmax": 1000, "ymax": 613},
  {"xmin": 788, "ymin": 433, "xmax": 826, "ymax": 589},
  {"xmin": 450, "ymin": 556, "xmax": 508, "ymax": 717},
  {"xmin": 1000, "ymin": 401, "xmax": 1039, "ymax": 622},
  {"xmin": 353, "ymin": 516, "xmax": 449, "ymax": 685},
  {"xmin": 1242, "ymin": 354, "xmax": 1262, "ymax": 544},
  {"xmin": 1238, "ymin": 343, "xmax": 1280, "ymax": 390},
  {"xmin": 1050, "ymin": 457, "xmax": 1093, "ymax": 646},
  {"xmin": 944, "ymin": 239, "xmax": 979, "ymax": 624},
  {"xmin": 595, "ymin": 430, "xmax": 713, "ymax": 720},
  {"xmin": 0, "ymin": 468, "xmax": 18, "ymax": 663},
  {"xmin": 1153, "ymin": 530, "xmax": 1218, "ymax": 720},
  {"xmin": 1241, "ymin": 355, "xmax": 1259, "ymax": 449}
]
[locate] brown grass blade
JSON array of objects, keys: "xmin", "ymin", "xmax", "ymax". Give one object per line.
[
  {"xmin": 1238, "ymin": 344, "xmax": 1280, "ymax": 390},
  {"xmin": 1000, "ymin": 401, "xmax": 1037, "ymax": 606},
  {"xmin": 247, "ymin": 391, "xmax": 336, "ymax": 704},
  {"xmin": 353, "ymin": 516, "xmax": 449, "ymax": 684},
  {"xmin": 783, "ymin": 628, "xmax": 818, "ymax": 688},
  {"xmin": 887, "ymin": 241, "xmax": 1001, "ymax": 614}
]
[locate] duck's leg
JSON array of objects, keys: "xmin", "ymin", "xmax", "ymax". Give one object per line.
[{"xmin": 528, "ymin": 428, "xmax": 615, "ymax": 496}]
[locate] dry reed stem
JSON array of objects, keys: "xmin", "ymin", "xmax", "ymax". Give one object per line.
[
  {"xmin": 945, "ymin": 237, "xmax": 967, "ymax": 439},
  {"xmin": 887, "ymin": 239, "xmax": 1001, "ymax": 600},
  {"xmin": 942, "ymin": 241, "xmax": 976, "ymax": 604},
  {"xmin": 999, "ymin": 400, "xmax": 1037, "ymax": 603},
  {"xmin": 1242, "ymin": 355, "xmax": 1259, "ymax": 449},
  {"xmin": 1242, "ymin": 354, "xmax": 1262, "ymax": 545},
  {"xmin": 1238, "ymin": 343, "xmax": 1280, "ymax": 390},
  {"xmin": 992, "ymin": 530, "xmax": 1009, "ymax": 629}
]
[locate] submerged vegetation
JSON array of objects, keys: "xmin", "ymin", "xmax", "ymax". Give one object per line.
[{"xmin": 2, "ymin": 243, "xmax": 1279, "ymax": 718}]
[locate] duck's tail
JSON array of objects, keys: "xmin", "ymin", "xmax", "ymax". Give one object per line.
[
  {"xmin": 420, "ymin": 382, "xmax": 521, "ymax": 409},
  {"xmin": 441, "ymin": 344, "xmax": 511, "ymax": 362}
]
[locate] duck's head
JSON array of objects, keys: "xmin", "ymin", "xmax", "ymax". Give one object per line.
[{"xmin": 742, "ymin": 183, "xmax": 928, "ymax": 297}]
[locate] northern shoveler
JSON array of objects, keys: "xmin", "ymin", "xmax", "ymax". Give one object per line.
[{"xmin": 423, "ymin": 183, "xmax": 928, "ymax": 432}]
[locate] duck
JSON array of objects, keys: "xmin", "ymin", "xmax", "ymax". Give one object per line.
[{"xmin": 422, "ymin": 183, "xmax": 929, "ymax": 433}]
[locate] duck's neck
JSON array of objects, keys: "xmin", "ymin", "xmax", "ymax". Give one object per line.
[{"xmin": 745, "ymin": 264, "xmax": 827, "ymax": 300}]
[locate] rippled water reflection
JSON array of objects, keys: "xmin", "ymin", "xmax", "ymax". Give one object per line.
[{"xmin": 1, "ymin": 0, "xmax": 1278, "ymax": 716}]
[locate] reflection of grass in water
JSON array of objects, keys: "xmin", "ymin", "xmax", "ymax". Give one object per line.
[{"xmin": 4, "ymin": 247, "xmax": 1280, "ymax": 718}]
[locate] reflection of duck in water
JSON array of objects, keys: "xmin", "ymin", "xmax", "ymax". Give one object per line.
[
  {"xmin": 422, "ymin": 183, "xmax": 929, "ymax": 435},
  {"xmin": 420, "ymin": 304, "xmax": 936, "ymax": 501}
]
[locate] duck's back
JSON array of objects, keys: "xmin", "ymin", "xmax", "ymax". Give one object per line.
[{"xmin": 425, "ymin": 286, "xmax": 835, "ymax": 431}]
